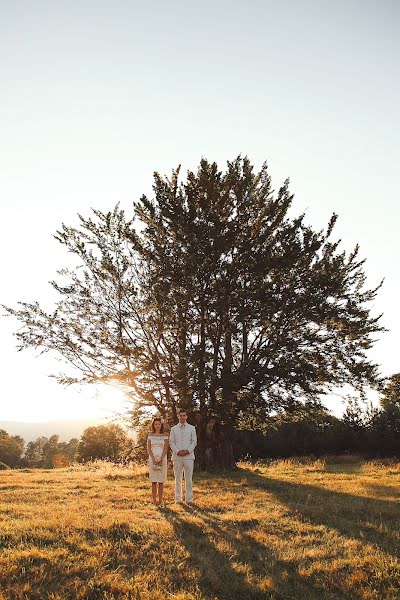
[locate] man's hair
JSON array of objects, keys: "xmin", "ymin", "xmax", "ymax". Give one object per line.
[{"xmin": 178, "ymin": 408, "xmax": 187, "ymax": 415}]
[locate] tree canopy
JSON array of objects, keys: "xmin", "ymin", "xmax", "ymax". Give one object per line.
[
  {"xmin": 0, "ymin": 430, "xmax": 24, "ymax": 468},
  {"xmin": 4, "ymin": 156, "xmax": 384, "ymax": 466},
  {"xmin": 78, "ymin": 424, "xmax": 132, "ymax": 462}
]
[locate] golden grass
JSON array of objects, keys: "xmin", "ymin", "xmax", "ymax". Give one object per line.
[{"xmin": 0, "ymin": 458, "xmax": 399, "ymax": 599}]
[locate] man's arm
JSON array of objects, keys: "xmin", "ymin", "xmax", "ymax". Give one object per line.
[
  {"xmin": 169, "ymin": 426, "xmax": 179, "ymax": 453},
  {"xmin": 187, "ymin": 425, "xmax": 197, "ymax": 453}
]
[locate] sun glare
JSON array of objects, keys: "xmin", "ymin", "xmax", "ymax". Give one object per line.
[{"xmin": 6, "ymin": 382, "xmax": 129, "ymax": 423}]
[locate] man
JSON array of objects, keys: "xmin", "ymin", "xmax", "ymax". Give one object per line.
[{"xmin": 169, "ymin": 409, "xmax": 197, "ymax": 504}]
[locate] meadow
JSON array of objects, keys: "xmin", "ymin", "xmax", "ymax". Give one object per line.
[{"xmin": 0, "ymin": 457, "xmax": 399, "ymax": 600}]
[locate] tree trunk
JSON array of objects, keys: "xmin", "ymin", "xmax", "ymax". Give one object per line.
[
  {"xmin": 195, "ymin": 419, "xmax": 236, "ymax": 469},
  {"xmin": 176, "ymin": 313, "xmax": 191, "ymax": 408}
]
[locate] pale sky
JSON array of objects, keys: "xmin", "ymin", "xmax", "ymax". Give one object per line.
[{"xmin": 1, "ymin": 0, "xmax": 399, "ymax": 422}]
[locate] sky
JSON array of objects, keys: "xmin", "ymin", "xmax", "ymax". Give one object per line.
[{"xmin": 1, "ymin": 0, "xmax": 399, "ymax": 423}]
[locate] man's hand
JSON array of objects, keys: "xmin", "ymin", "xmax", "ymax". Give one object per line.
[{"xmin": 177, "ymin": 449, "xmax": 190, "ymax": 456}]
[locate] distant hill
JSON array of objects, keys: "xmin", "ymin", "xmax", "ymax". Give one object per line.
[{"xmin": 0, "ymin": 418, "xmax": 136, "ymax": 442}]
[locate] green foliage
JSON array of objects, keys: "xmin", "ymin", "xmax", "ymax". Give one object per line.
[
  {"xmin": 131, "ymin": 418, "xmax": 154, "ymax": 462},
  {"xmin": 367, "ymin": 373, "xmax": 400, "ymax": 454},
  {"xmin": 236, "ymin": 404, "xmax": 344, "ymax": 458},
  {"xmin": 41, "ymin": 435, "xmax": 61, "ymax": 468},
  {"xmin": 236, "ymin": 384, "xmax": 400, "ymax": 460},
  {"xmin": 22, "ymin": 435, "xmax": 79, "ymax": 468},
  {"xmin": 380, "ymin": 372, "xmax": 400, "ymax": 410},
  {"xmin": 342, "ymin": 396, "xmax": 368, "ymax": 431},
  {"xmin": 23, "ymin": 436, "xmax": 48, "ymax": 467},
  {"xmin": 0, "ymin": 430, "xmax": 24, "ymax": 467},
  {"xmin": 77, "ymin": 424, "xmax": 132, "ymax": 462}
]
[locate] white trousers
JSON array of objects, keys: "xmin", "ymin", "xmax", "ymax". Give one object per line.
[{"xmin": 173, "ymin": 459, "xmax": 194, "ymax": 502}]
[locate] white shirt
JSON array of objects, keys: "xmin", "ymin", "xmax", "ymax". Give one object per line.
[{"xmin": 169, "ymin": 422, "xmax": 197, "ymax": 460}]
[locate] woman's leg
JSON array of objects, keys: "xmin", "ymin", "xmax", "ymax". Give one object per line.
[
  {"xmin": 151, "ymin": 482, "xmax": 157, "ymax": 503},
  {"xmin": 158, "ymin": 483, "xmax": 164, "ymax": 504}
]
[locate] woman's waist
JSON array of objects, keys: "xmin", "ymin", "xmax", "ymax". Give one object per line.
[
  {"xmin": 151, "ymin": 446, "xmax": 166, "ymax": 454},
  {"xmin": 151, "ymin": 444, "xmax": 165, "ymax": 451}
]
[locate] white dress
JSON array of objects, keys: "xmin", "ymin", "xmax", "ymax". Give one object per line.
[{"xmin": 148, "ymin": 435, "xmax": 168, "ymax": 483}]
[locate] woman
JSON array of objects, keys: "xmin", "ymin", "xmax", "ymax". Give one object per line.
[{"xmin": 147, "ymin": 417, "xmax": 169, "ymax": 504}]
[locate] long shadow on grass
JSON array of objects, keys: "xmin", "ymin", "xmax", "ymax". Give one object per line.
[
  {"xmin": 161, "ymin": 508, "xmax": 264, "ymax": 600},
  {"xmin": 362, "ymin": 482, "xmax": 400, "ymax": 500},
  {"xmin": 0, "ymin": 523, "xmax": 151, "ymax": 599},
  {"xmin": 161, "ymin": 506, "xmax": 340, "ymax": 600},
  {"xmin": 239, "ymin": 468, "xmax": 400, "ymax": 559}
]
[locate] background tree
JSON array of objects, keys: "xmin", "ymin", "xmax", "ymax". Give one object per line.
[
  {"xmin": 0, "ymin": 430, "xmax": 25, "ymax": 467},
  {"xmin": 234, "ymin": 404, "xmax": 344, "ymax": 459},
  {"xmin": 22, "ymin": 436, "xmax": 48, "ymax": 468},
  {"xmin": 368, "ymin": 373, "xmax": 400, "ymax": 455},
  {"xmin": 4, "ymin": 157, "xmax": 384, "ymax": 467},
  {"xmin": 63, "ymin": 437, "xmax": 80, "ymax": 463},
  {"xmin": 127, "ymin": 417, "xmax": 156, "ymax": 462},
  {"xmin": 77, "ymin": 424, "xmax": 132, "ymax": 462},
  {"xmin": 380, "ymin": 373, "xmax": 400, "ymax": 413},
  {"xmin": 41, "ymin": 435, "xmax": 62, "ymax": 468},
  {"xmin": 22, "ymin": 435, "xmax": 79, "ymax": 468},
  {"xmin": 52, "ymin": 454, "xmax": 70, "ymax": 468},
  {"xmin": 338, "ymin": 396, "xmax": 370, "ymax": 454}
]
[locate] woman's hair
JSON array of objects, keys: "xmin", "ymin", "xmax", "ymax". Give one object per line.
[{"xmin": 151, "ymin": 417, "xmax": 165, "ymax": 433}]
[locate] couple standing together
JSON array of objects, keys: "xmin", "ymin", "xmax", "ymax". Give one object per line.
[{"xmin": 146, "ymin": 409, "xmax": 197, "ymax": 505}]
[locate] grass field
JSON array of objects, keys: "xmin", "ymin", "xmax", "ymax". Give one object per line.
[{"xmin": 0, "ymin": 458, "xmax": 399, "ymax": 600}]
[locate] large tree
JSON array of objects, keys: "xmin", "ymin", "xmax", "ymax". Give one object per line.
[{"xmin": 4, "ymin": 157, "xmax": 384, "ymax": 466}]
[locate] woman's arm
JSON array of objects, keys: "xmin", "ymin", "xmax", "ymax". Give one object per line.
[{"xmin": 147, "ymin": 436, "xmax": 156, "ymax": 462}]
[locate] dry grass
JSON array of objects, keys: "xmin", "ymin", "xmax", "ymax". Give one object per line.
[{"xmin": 0, "ymin": 458, "xmax": 399, "ymax": 599}]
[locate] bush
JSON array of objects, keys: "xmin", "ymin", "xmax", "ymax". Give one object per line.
[
  {"xmin": 0, "ymin": 461, "xmax": 9, "ymax": 470},
  {"xmin": 52, "ymin": 454, "xmax": 70, "ymax": 468}
]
